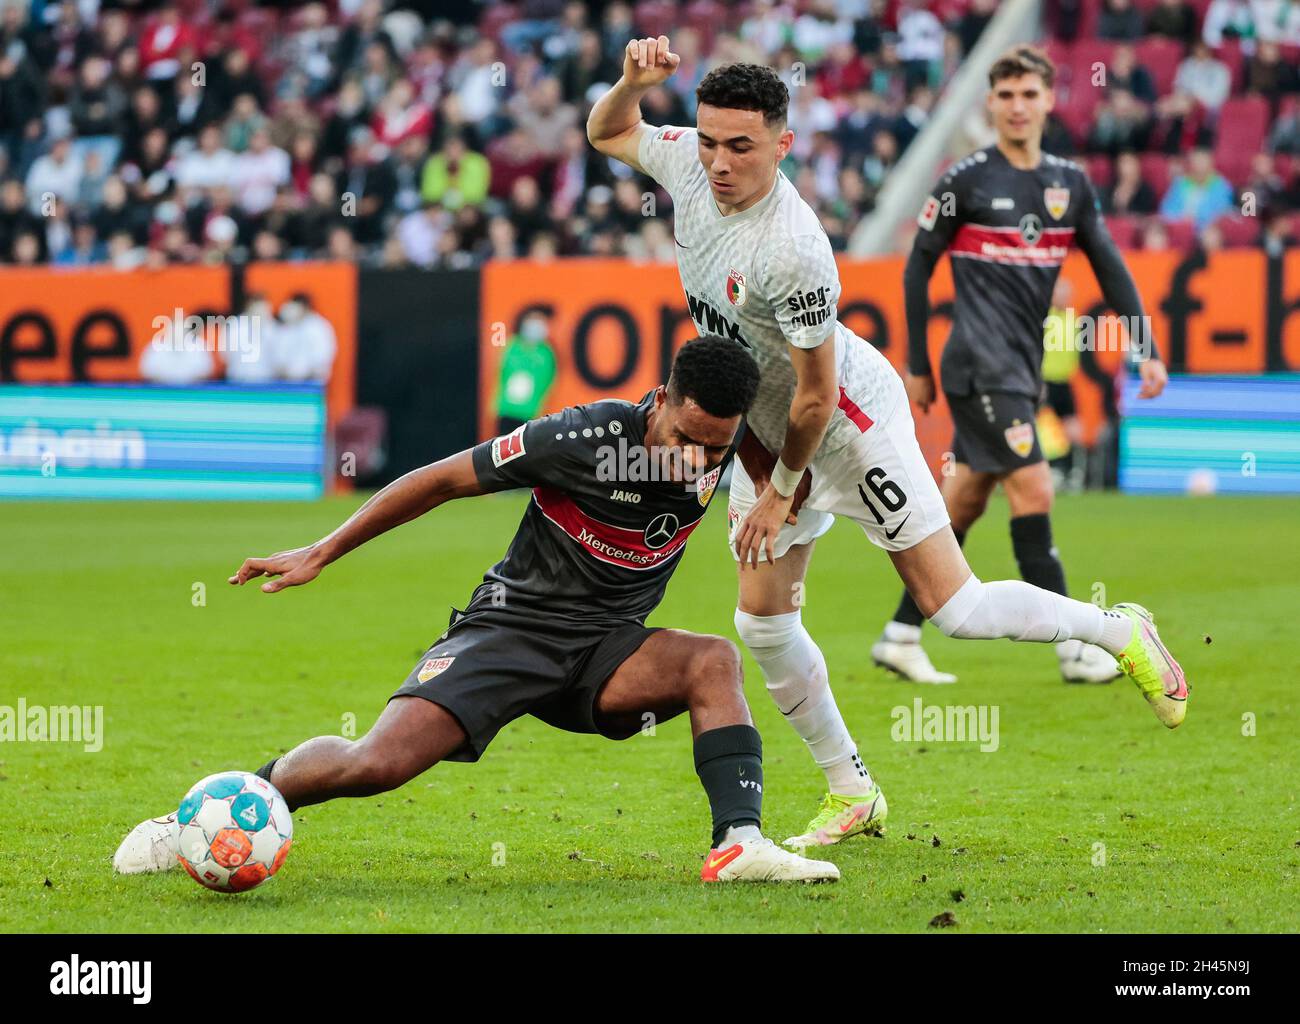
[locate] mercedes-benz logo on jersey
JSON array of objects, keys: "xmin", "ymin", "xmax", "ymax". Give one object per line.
[
  {"xmin": 644, "ymin": 512, "xmax": 679, "ymax": 550},
  {"xmin": 1019, "ymin": 213, "xmax": 1043, "ymax": 244}
]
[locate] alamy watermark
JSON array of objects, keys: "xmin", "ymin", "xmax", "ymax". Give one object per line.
[
  {"xmin": 1, "ymin": 699, "xmax": 103, "ymax": 752},
  {"xmin": 150, "ymin": 308, "xmax": 261, "ymax": 363},
  {"xmin": 891, "ymin": 698, "xmax": 999, "ymax": 753}
]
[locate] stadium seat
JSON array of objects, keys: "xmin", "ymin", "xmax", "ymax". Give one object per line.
[
  {"xmin": 1105, "ymin": 215, "xmax": 1141, "ymax": 249},
  {"xmin": 1070, "ymin": 39, "xmax": 1118, "ymax": 92},
  {"xmin": 1087, "ymin": 154, "xmax": 1115, "ymax": 189},
  {"xmin": 1139, "ymin": 153, "xmax": 1174, "ymax": 198},
  {"xmin": 634, "ymin": 1, "xmax": 679, "ymax": 39},
  {"xmin": 1215, "ymin": 96, "xmax": 1269, "ymax": 188},
  {"xmin": 1161, "ymin": 218, "xmax": 1198, "ymax": 249},
  {"xmin": 1214, "ymin": 215, "xmax": 1261, "ymax": 247},
  {"xmin": 1134, "ymin": 37, "xmax": 1183, "ymax": 97}
]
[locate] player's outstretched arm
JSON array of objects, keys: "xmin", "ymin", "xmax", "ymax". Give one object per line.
[
  {"xmin": 586, "ymin": 35, "xmax": 680, "ymax": 172},
  {"xmin": 228, "ymin": 451, "xmax": 485, "ymax": 593}
]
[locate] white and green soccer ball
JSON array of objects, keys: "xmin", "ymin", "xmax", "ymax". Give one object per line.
[{"xmin": 175, "ymin": 771, "xmax": 293, "ymax": 893}]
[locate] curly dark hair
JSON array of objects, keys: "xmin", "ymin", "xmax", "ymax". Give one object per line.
[
  {"xmin": 696, "ymin": 62, "xmax": 789, "ymax": 127},
  {"xmin": 667, "ymin": 336, "xmax": 761, "ymax": 419}
]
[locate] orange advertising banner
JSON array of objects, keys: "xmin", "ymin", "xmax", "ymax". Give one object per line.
[
  {"xmin": 481, "ymin": 249, "xmax": 1300, "ymax": 472},
  {"xmin": 0, "ymin": 263, "xmax": 357, "ymax": 428}
]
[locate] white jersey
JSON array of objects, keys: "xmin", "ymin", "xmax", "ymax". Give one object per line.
[{"xmin": 638, "ymin": 124, "xmax": 897, "ymax": 456}]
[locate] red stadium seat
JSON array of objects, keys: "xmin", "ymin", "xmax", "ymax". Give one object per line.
[
  {"xmin": 1215, "ymin": 96, "xmax": 1269, "ymax": 188},
  {"xmin": 1134, "ymin": 36, "xmax": 1183, "ymax": 97},
  {"xmin": 1087, "ymin": 154, "xmax": 1115, "ymax": 188},
  {"xmin": 1105, "ymin": 214, "xmax": 1141, "ymax": 248},
  {"xmin": 1274, "ymin": 155, "xmax": 1296, "ymax": 188},
  {"xmin": 1070, "ymin": 39, "xmax": 1118, "ymax": 91},
  {"xmin": 1077, "ymin": 0, "xmax": 1101, "ymax": 40},
  {"xmin": 1161, "ymin": 218, "xmax": 1198, "ymax": 249},
  {"xmin": 682, "ymin": 0, "xmax": 726, "ymax": 49},
  {"xmin": 634, "ymin": 1, "xmax": 679, "ymax": 39},
  {"xmin": 1214, "ymin": 215, "xmax": 1261, "ymax": 247},
  {"xmin": 1139, "ymin": 152, "xmax": 1174, "ymax": 197}
]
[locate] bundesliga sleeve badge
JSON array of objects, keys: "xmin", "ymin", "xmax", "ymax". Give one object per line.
[
  {"xmin": 918, "ymin": 195, "xmax": 940, "ymax": 231},
  {"xmin": 490, "ymin": 424, "xmax": 527, "ymax": 467}
]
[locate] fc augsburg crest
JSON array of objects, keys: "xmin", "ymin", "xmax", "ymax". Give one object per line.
[
  {"xmin": 1044, "ymin": 187, "xmax": 1070, "ymax": 220},
  {"xmin": 726, "ymin": 268, "xmax": 747, "ymax": 306}
]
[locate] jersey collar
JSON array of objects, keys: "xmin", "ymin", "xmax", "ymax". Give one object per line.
[{"xmin": 709, "ymin": 170, "xmax": 783, "ymax": 224}]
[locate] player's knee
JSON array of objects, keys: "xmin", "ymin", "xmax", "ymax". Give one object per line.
[
  {"xmin": 343, "ymin": 740, "xmax": 412, "ymax": 795},
  {"xmin": 733, "ymin": 607, "xmax": 798, "ymax": 655},
  {"xmin": 928, "ymin": 575, "xmax": 986, "ymax": 639},
  {"xmin": 684, "ymin": 635, "xmax": 744, "ymax": 696}
]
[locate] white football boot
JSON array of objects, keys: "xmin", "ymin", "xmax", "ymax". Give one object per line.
[
  {"xmin": 701, "ymin": 829, "xmax": 839, "ymax": 883},
  {"xmin": 872, "ymin": 622, "xmax": 957, "ymax": 684},
  {"xmin": 1058, "ymin": 640, "xmax": 1121, "ymax": 684},
  {"xmin": 113, "ymin": 813, "xmax": 180, "ymax": 874}
]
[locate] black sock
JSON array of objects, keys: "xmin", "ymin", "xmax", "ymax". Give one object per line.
[
  {"xmin": 254, "ymin": 757, "xmax": 278, "ymax": 784},
  {"xmin": 1010, "ymin": 513, "xmax": 1067, "ymax": 595},
  {"xmin": 693, "ymin": 724, "xmax": 763, "ymax": 848},
  {"xmin": 892, "ymin": 527, "xmax": 966, "ymax": 627}
]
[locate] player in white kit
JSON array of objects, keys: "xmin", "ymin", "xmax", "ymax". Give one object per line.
[{"xmin": 588, "ymin": 36, "xmax": 1188, "ymax": 850}]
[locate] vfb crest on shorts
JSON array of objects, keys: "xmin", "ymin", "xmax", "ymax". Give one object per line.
[
  {"xmin": 726, "ymin": 268, "xmax": 747, "ymax": 307},
  {"xmin": 1044, "ymin": 187, "xmax": 1070, "ymax": 221},
  {"xmin": 417, "ymin": 656, "xmax": 455, "ymax": 683},
  {"xmin": 1004, "ymin": 420, "xmax": 1036, "ymax": 458}
]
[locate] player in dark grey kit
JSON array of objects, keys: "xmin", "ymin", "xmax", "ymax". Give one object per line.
[
  {"xmin": 871, "ymin": 45, "xmax": 1172, "ymax": 686},
  {"xmin": 113, "ymin": 338, "xmax": 839, "ymax": 883}
]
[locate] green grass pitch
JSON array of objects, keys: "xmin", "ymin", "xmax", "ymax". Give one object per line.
[{"xmin": 2, "ymin": 491, "xmax": 1298, "ymax": 932}]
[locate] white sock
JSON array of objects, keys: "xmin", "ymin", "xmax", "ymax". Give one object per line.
[
  {"xmin": 930, "ymin": 575, "xmax": 1133, "ymax": 655},
  {"xmin": 883, "ymin": 620, "xmax": 922, "ymax": 644},
  {"xmin": 723, "ymin": 823, "xmax": 763, "ymax": 845},
  {"xmin": 733, "ymin": 609, "xmax": 873, "ymax": 794}
]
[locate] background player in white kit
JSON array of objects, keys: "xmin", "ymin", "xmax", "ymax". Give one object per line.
[{"xmin": 588, "ymin": 36, "xmax": 1189, "ymax": 850}]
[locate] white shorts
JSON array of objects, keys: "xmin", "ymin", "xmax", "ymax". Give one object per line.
[{"xmin": 727, "ymin": 375, "xmax": 950, "ymax": 562}]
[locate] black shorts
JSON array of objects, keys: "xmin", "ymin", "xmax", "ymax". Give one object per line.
[
  {"xmin": 391, "ymin": 606, "xmax": 660, "ymax": 762},
  {"xmin": 947, "ymin": 389, "xmax": 1044, "ymax": 475}
]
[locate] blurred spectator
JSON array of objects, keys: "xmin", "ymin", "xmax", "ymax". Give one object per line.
[
  {"xmin": 1160, "ymin": 148, "xmax": 1236, "ymax": 228},
  {"xmin": 25, "ymin": 133, "xmax": 83, "ymax": 214},
  {"xmin": 896, "ymin": 0, "xmax": 945, "ymax": 88},
  {"xmin": 1098, "ymin": 0, "xmax": 1146, "ymax": 41},
  {"xmin": 232, "ymin": 128, "xmax": 291, "ymax": 216},
  {"xmin": 1173, "ymin": 41, "xmax": 1232, "ymax": 113},
  {"xmin": 224, "ymin": 295, "xmax": 281, "ymax": 384},
  {"xmin": 140, "ymin": 316, "xmax": 214, "ymax": 385},
  {"xmin": 1108, "ymin": 44, "xmax": 1157, "ymax": 105},
  {"xmin": 1103, "ymin": 152, "xmax": 1159, "ymax": 214},
  {"xmin": 495, "ymin": 310, "xmax": 557, "ymax": 435},
  {"xmin": 1245, "ymin": 41, "xmax": 1300, "ymax": 100},
  {"xmin": 1088, "ymin": 89, "xmax": 1153, "ymax": 155},
  {"xmin": 275, "ymin": 293, "xmax": 337, "ymax": 383},
  {"xmin": 1202, "ymin": 0, "xmax": 1258, "ymax": 48},
  {"xmin": 1270, "ymin": 104, "xmax": 1300, "ymax": 153},
  {"xmin": 956, "ymin": 0, "xmax": 997, "ymax": 55},
  {"xmin": 421, "ymin": 132, "xmax": 489, "ymax": 211},
  {"xmin": 1146, "ymin": 0, "xmax": 1199, "ymax": 44}
]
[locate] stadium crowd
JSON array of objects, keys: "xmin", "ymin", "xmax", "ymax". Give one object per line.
[{"xmin": 0, "ymin": 0, "xmax": 1295, "ymax": 270}]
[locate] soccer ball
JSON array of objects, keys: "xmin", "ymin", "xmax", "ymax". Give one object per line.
[{"xmin": 176, "ymin": 771, "xmax": 293, "ymax": 893}]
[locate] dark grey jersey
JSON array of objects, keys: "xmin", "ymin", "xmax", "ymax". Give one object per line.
[
  {"xmin": 469, "ymin": 391, "xmax": 733, "ymax": 626},
  {"xmin": 909, "ymin": 145, "xmax": 1153, "ymax": 398}
]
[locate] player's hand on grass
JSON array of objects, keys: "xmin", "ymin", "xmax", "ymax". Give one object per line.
[
  {"xmin": 1137, "ymin": 358, "xmax": 1168, "ymax": 399},
  {"xmin": 229, "ymin": 546, "xmax": 325, "ymax": 593},
  {"xmin": 623, "ymin": 35, "xmax": 679, "ymax": 88},
  {"xmin": 904, "ymin": 373, "xmax": 935, "ymax": 413},
  {"xmin": 735, "ymin": 484, "xmax": 795, "ymax": 570}
]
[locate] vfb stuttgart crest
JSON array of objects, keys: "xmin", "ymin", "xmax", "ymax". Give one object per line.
[
  {"xmin": 417, "ymin": 656, "xmax": 455, "ymax": 683},
  {"xmin": 726, "ymin": 268, "xmax": 747, "ymax": 306},
  {"xmin": 696, "ymin": 465, "xmax": 721, "ymax": 507},
  {"xmin": 1004, "ymin": 420, "xmax": 1036, "ymax": 458},
  {"xmin": 1044, "ymin": 187, "xmax": 1070, "ymax": 221}
]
